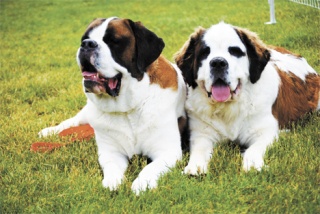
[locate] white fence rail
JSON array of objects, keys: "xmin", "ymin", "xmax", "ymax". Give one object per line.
[
  {"xmin": 266, "ymin": 0, "xmax": 319, "ymax": 24},
  {"xmin": 289, "ymin": 0, "xmax": 320, "ymax": 9}
]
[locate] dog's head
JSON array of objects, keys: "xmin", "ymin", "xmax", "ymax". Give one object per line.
[
  {"xmin": 77, "ymin": 17, "xmax": 165, "ymax": 97},
  {"xmin": 175, "ymin": 22, "xmax": 270, "ymax": 103}
]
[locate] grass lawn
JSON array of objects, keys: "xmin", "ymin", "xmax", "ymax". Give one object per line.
[{"xmin": 1, "ymin": 0, "xmax": 319, "ymax": 213}]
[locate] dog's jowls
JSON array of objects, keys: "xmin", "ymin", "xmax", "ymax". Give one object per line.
[
  {"xmin": 175, "ymin": 22, "xmax": 319, "ymax": 174},
  {"xmin": 39, "ymin": 17, "xmax": 187, "ymax": 195}
]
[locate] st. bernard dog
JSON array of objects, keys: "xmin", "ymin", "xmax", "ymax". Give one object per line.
[
  {"xmin": 39, "ymin": 17, "xmax": 187, "ymax": 195},
  {"xmin": 174, "ymin": 22, "xmax": 320, "ymax": 174}
]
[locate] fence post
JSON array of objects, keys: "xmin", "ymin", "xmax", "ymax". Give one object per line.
[{"xmin": 266, "ymin": 0, "xmax": 276, "ymax": 24}]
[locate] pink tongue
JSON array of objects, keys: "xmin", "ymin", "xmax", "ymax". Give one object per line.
[
  {"xmin": 211, "ymin": 85, "xmax": 231, "ymax": 102},
  {"xmin": 108, "ymin": 78, "xmax": 118, "ymax": 90}
]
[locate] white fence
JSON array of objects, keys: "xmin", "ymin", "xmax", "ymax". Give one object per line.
[
  {"xmin": 289, "ymin": 0, "xmax": 320, "ymax": 9},
  {"xmin": 266, "ymin": 0, "xmax": 320, "ymax": 24}
]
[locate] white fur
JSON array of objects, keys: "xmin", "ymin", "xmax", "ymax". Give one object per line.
[
  {"xmin": 270, "ymin": 49, "xmax": 317, "ymax": 80},
  {"xmin": 39, "ymin": 18, "xmax": 186, "ymax": 195},
  {"xmin": 184, "ymin": 22, "xmax": 317, "ymax": 175}
]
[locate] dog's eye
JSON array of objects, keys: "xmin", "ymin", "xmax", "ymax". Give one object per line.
[
  {"xmin": 199, "ymin": 46, "xmax": 210, "ymax": 59},
  {"xmin": 104, "ymin": 34, "xmax": 122, "ymax": 45},
  {"xmin": 228, "ymin": 46, "xmax": 245, "ymax": 58},
  {"xmin": 110, "ymin": 37, "xmax": 121, "ymax": 44}
]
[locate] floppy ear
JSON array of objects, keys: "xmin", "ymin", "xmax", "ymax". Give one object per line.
[
  {"xmin": 174, "ymin": 27, "xmax": 206, "ymax": 88},
  {"xmin": 234, "ymin": 27, "xmax": 270, "ymax": 84},
  {"xmin": 128, "ymin": 20, "xmax": 165, "ymax": 80}
]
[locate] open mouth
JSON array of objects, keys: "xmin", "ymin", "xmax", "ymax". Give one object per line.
[
  {"xmin": 207, "ymin": 79, "xmax": 241, "ymax": 102},
  {"xmin": 82, "ymin": 71, "xmax": 122, "ymax": 97}
]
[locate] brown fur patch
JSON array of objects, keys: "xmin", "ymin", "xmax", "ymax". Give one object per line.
[
  {"xmin": 269, "ymin": 45, "xmax": 301, "ymax": 57},
  {"xmin": 107, "ymin": 19, "xmax": 136, "ymax": 64},
  {"xmin": 108, "ymin": 19, "xmax": 134, "ymax": 38},
  {"xmin": 234, "ymin": 26, "xmax": 270, "ymax": 84},
  {"xmin": 272, "ymin": 67, "xmax": 320, "ymax": 128},
  {"xmin": 174, "ymin": 27, "xmax": 206, "ymax": 70},
  {"xmin": 234, "ymin": 27, "xmax": 269, "ymax": 59},
  {"xmin": 147, "ymin": 55, "xmax": 178, "ymax": 90},
  {"xmin": 87, "ymin": 18, "xmax": 106, "ymax": 30},
  {"xmin": 174, "ymin": 27, "xmax": 206, "ymax": 88}
]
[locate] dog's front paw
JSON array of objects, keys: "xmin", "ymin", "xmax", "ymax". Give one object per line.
[
  {"xmin": 183, "ymin": 160, "xmax": 208, "ymax": 175},
  {"xmin": 131, "ymin": 176, "xmax": 157, "ymax": 196},
  {"xmin": 38, "ymin": 127, "xmax": 59, "ymax": 137},
  {"xmin": 102, "ymin": 176, "xmax": 123, "ymax": 191},
  {"xmin": 242, "ymin": 151, "xmax": 264, "ymax": 171}
]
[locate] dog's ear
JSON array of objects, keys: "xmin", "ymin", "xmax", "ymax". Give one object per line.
[
  {"xmin": 128, "ymin": 20, "xmax": 165, "ymax": 80},
  {"xmin": 234, "ymin": 27, "xmax": 270, "ymax": 84},
  {"xmin": 174, "ymin": 27, "xmax": 206, "ymax": 88}
]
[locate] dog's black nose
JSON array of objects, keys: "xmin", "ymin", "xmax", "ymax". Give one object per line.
[
  {"xmin": 210, "ymin": 57, "xmax": 228, "ymax": 70},
  {"xmin": 81, "ymin": 39, "xmax": 98, "ymax": 49}
]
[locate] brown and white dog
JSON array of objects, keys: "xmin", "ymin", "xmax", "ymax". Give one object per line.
[
  {"xmin": 175, "ymin": 22, "xmax": 320, "ymax": 174},
  {"xmin": 39, "ymin": 17, "xmax": 187, "ymax": 195}
]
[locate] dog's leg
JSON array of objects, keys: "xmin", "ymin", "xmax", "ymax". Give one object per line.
[
  {"xmin": 97, "ymin": 143, "xmax": 129, "ymax": 191},
  {"xmin": 131, "ymin": 150, "xmax": 182, "ymax": 195},
  {"xmin": 38, "ymin": 104, "xmax": 90, "ymax": 137},
  {"xmin": 242, "ymin": 124, "xmax": 278, "ymax": 171},
  {"xmin": 131, "ymin": 125, "xmax": 182, "ymax": 195},
  {"xmin": 183, "ymin": 137, "xmax": 213, "ymax": 175}
]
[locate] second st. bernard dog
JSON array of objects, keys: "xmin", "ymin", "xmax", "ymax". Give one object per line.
[
  {"xmin": 39, "ymin": 17, "xmax": 187, "ymax": 195},
  {"xmin": 175, "ymin": 22, "xmax": 320, "ymax": 174}
]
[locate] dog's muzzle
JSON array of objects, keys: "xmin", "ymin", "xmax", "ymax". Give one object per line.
[
  {"xmin": 78, "ymin": 39, "xmax": 122, "ymax": 97},
  {"xmin": 207, "ymin": 57, "xmax": 240, "ymax": 102}
]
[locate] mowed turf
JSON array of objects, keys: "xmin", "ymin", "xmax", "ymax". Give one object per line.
[{"xmin": 0, "ymin": 0, "xmax": 319, "ymax": 213}]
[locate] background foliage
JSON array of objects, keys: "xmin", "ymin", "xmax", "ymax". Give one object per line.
[{"xmin": 1, "ymin": 0, "xmax": 319, "ymax": 213}]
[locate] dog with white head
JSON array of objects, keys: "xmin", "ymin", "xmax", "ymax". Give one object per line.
[{"xmin": 175, "ymin": 22, "xmax": 319, "ymax": 174}]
